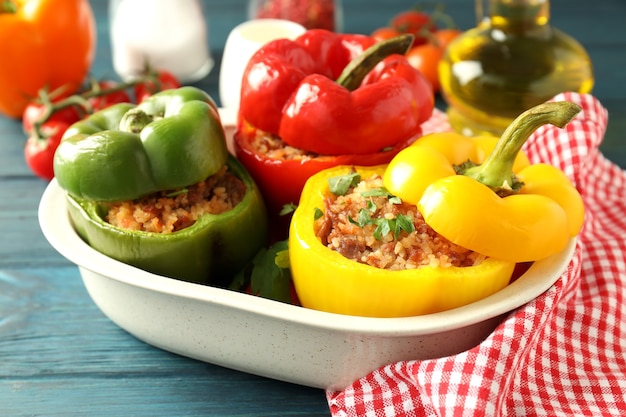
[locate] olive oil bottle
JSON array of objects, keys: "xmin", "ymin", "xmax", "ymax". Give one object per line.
[{"xmin": 439, "ymin": 0, "xmax": 594, "ymax": 136}]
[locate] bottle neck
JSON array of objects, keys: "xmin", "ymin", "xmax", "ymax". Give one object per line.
[{"xmin": 484, "ymin": 0, "xmax": 550, "ymax": 33}]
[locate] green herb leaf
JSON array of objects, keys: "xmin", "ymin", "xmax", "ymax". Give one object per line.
[
  {"xmin": 280, "ymin": 203, "xmax": 298, "ymax": 216},
  {"xmin": 313, "ymin": 207, "xmax": 324, "ymax": 220},
  {"xmin": 360, "ymin": 187, "xmax": 402, "ymax": 204},
  {"xmin": 388, "ymin": 195, "xmax": 402, "ymax": 205},
  {"xmin": 373, "ymin": 218, "xmax": 390, "ymax": 240},
  {"xmin": 275, "ymin": 249, "xmax": 290, "ymax": 269},
  {"xmin": 360, "ymin": 187, "xmax": 389, "ymax": 198},
  {"xmin": 228, "ymin": 240, "xmax": 294, "ymax": 304},
  {"xmin": 347, "ymin": 211, "xmax": 414, "ymax": 241},
  {"xmin": 338, "ymin": 184, "xmax": 413, "ymax": 241},
  {"xmin": 328, "ymin": 172, "xmax": 361, "ymax": 196},
  {"xmin": 348, "ymin": 209, "xmax": 370, "ymax": 227},
  {"xmin": 394, "ymin": 214, "xmax": 415, "ymax": 238},
  {"xmin": 357, "ymin": 208, "xmax": 372, "ymax": 227}
]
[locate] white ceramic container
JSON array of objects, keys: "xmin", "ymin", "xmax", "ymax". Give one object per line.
[
  {"xmin": 39, "ymin": 109, "xmax": 576, "ymax": 390},
  {"xmin": 218, "ymin": 19, "xmax": 306, "ymax": 110}
]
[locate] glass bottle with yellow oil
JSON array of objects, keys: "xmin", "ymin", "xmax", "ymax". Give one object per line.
[{"xmin": 439, "ymin": 0, "xmax": 594, "ymax": 136}]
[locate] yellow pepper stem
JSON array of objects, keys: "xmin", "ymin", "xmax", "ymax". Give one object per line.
[{"xmin": 463, "ymin": 101, "xmax": 582, "ymax": 195}]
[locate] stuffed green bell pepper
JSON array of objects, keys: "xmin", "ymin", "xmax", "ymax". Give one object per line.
[{"xmin": 54, "ymin": 86, "xmax": 269, "ymax": 286}]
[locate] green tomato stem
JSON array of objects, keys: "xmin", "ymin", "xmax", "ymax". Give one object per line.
[
  {"xmin": 336, "ymin": 34, "xmax": 414, "ymax": 91},
  {"xmin": 1, "ymin": 1, "xmax": 16, "ymax": 13},
  {"xmin": 463, "ymin": 101, "xmax": 581, "ymax": 194},
  {"xmin": 31, "ymin": 91, "xmax": 93, "ymax": 141},
  {"xmin": 32, "ymin": 71, "xmax": 164, "ymax": 138}
]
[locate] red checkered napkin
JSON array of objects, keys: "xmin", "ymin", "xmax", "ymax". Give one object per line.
[{"xmin": 326, "ymin": 93, "xmax": 626, "ymax": 417}]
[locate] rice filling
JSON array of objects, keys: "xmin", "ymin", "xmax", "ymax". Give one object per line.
[
  {"xmin": 315, "ymin": 173, "xmax": 485, "ymax": 270},
  {"xmin": 250, "ymin": 129, "xmax": 315, "ymax": 160},
  {"xmin": 105, "ymin": 166, "xmax": 245, "ymax": 233}
]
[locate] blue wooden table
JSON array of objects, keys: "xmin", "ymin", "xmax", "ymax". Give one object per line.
[{"xmin": 1, "ymin": 1, "xmax": 625, "ymax": 416}]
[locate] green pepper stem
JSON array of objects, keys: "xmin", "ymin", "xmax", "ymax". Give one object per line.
[
  {"xmin": 336, "ymin": 34, "xmax": 414, "ymax": 91},
  {"xmin": 463, "ymin": 101, "xmax": 582, "ymax": 194},
  {"xmin": 119, "ymin": 108, "xmax": 153, "ymax": 133}
]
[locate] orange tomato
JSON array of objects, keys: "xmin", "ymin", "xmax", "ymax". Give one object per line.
[
  {"xmin": 406, "ymin": 44, "xmax": 444, "ymax": 92},
  {"xmin": 405, "ymin": 29, "xmax": 461, "ymax": 92},
  {"xmin": 433, "ymin": 28, "xmax": 462, "ymax": 49},
  {"xmin": 0, "ymin": 0, "xmax": 96, "ymax": 118},
  {"xmin": 371, "ymin": 26, "xmax": 402, "ymax": 43}
]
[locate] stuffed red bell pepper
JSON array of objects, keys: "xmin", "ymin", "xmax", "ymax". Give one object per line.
[{"xmin": 234, "ymin": 29, "xmax": 434, "ymax": 236}]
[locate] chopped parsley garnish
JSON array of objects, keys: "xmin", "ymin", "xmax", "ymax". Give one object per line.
[
  {"xmin": 360, "ymin": 187, "xmax": 401, "ymax": 204},
  {"xmin": 280, "ymin": 202, "xmax": 298, "ymax": 216},
  {"xmin": 349, "ymin": 209, "xmax": 415, "ymax": 240},
  {"xmin": 328, "ymin": 172, "xmax": 361, "ymax": 195},
  {"xmin": 328, "ymin": 173, "xmax": 415, "ymax": 240}
]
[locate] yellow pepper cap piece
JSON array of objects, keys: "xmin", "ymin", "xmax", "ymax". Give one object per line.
[
  {"xmin": 411, "ymin": 131, "xmax": 531, "ymax": 172},
  {"xmin": 517, "ymin": 163, "xmax": 585, "ymax": 237},
  {"xmin": 383, "ymin": 145, "xmax": 455, "ymax": 206},
  {"xmin": 385, "ymin": 101, "xmax": 584, "ymax": 263},
  {"xmin": 418, "ymin": 175, "xmax": 570, "ymax": 263}
]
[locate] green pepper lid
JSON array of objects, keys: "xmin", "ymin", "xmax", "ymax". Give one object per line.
[{"xmin": 54, "ymin": 86, "xmax": 229, "ymax": 202}]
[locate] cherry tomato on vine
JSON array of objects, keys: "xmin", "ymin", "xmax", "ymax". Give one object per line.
[
  {"xmin": 391, "ymin": 10, "xmax": 436, "ymax": 46},
  {"xmin": 24, "ymin": 120, "xmax": 70, "ymax": 181},
  {"xmin": 22, "ymin": 97, "xmax": 83, "ymax": 135},
  {"xmin": 134, "ymin": 70, "xmax": 181, "ymax": 103},
  {"xmin": 87, "ymin": 81, "xmax": 132, "ymax": 110}
]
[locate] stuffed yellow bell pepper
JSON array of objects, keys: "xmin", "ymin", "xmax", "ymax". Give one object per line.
[
  {"xmin": 288, "ymin": 101, "xmax": 583, "ymax": 318},
  {"xmin": 384, "ymin": 100, "xmax": 584, "ymax": 263},
  {"xmin": 289, "ymin": 164, "xmax": 517, "ymax": 318}
]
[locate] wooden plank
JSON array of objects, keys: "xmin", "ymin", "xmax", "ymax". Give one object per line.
[
  {"xmin": 0, "ymin": 267, "xmax": 331, "ymax": 416},
  {"xmin": 1, "ymin": 1, "xmax": 625, "ymax": 416}
]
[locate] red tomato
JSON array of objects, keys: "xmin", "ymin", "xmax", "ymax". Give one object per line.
[
  {"xmin": 22, "ymin": 97, "xmax": 83, "ymax": 135},
  {"xmin": 390, "ymin": 10, "xmax": 436, "ymax": 46},
  {"xmin": 24, "ymin": 120, "xmax": 70, "ymax": 181},
  {"xmin": 87, "ymin": 81, "xmax": 132, "ymax": 111},
  {"xmin": 134, "ymin": 70, "xmax": 181, "ymax": 103},
  {"xmin": 406, "ymin": 43, "xmax": 444, "ymax": 92},
  {"xmin": 434, "ymin": 28, "xmax": 462, "ymax": 50},
  {"xmin": 371, "ymin": 26, "xmax": 402, "ymax": 43}
]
